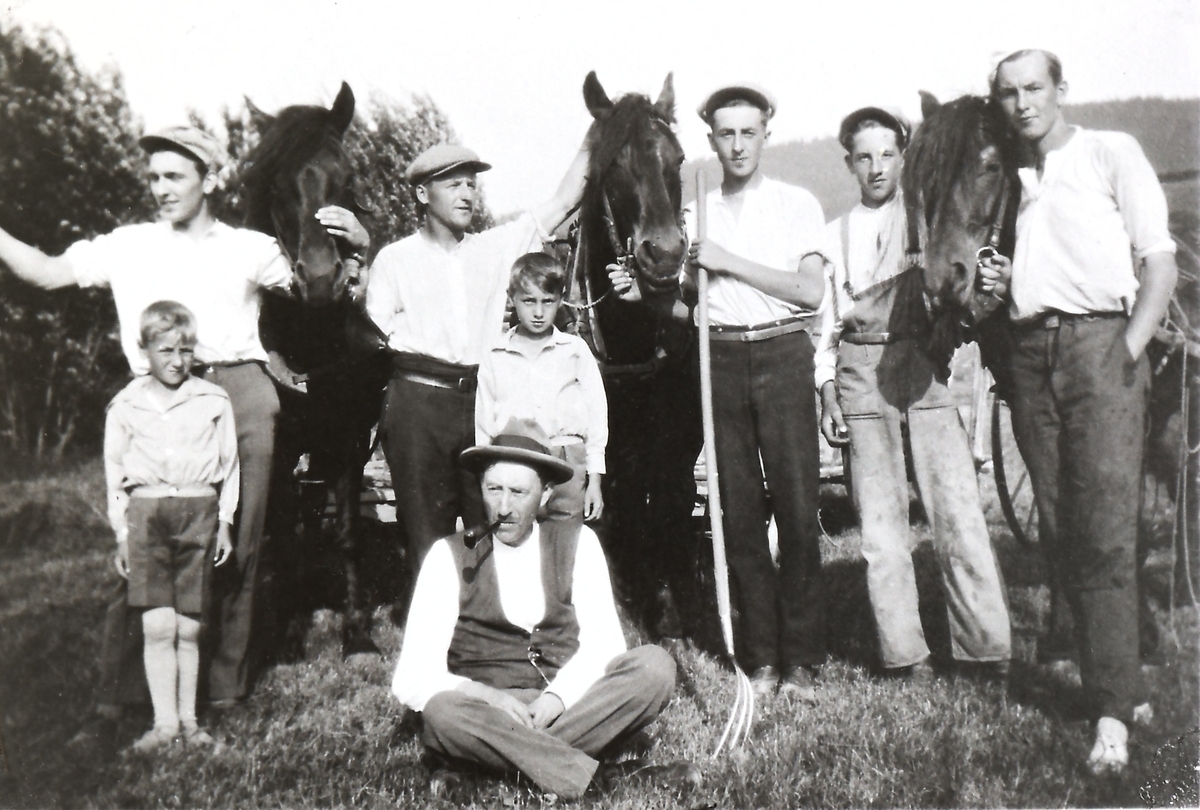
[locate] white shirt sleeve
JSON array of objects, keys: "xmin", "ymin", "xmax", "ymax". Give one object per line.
[
  {"xmin": 475, "ymin": 350, "xmax": 499, "ymax": 447},
  {"xmin": 813, "ymin": 220, "xmax": 844, "ymax": 391},
  {"xmin": 365, "ymin": 244, "xmax": 404, "ymax": 337},
  {"xmin": 544, "ymin": 526, "xmax": 627, "ymax": 708},
  {"xmin": 1104, "ymin": 133, "xmax": 1176, "ymax": 260},
  {"xmin": 390, "ymin": 540, "xmax": 467, "ymax": 712},
  {"xmin": 578, "ymin": 347, "xmax": 608, "ymax": 474},
  {"xmin": 215, "ymin": 396, "xmax": 241, "ymax": 526},
  {"xmin": 63, "ymin": 231, "xmax": 120, "ymax": 289}
]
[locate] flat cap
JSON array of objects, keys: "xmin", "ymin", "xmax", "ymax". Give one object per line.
[
  {"xmin": 405, "ymin": 143, "xmax": 492, "ymax": 185},
  {"xmin": 697, "ymin": 83, "xmax": 776, "ymax": 125},
  {"xmin": 837, "ymin": 107, "xmax": 911, "ymax": 151},
  {"xmin": 139, "ymin": 126, "xmax": 225, "ymax": 171}
]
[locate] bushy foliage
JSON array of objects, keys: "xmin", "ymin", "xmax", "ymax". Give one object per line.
[{"xmin": 0, "ymin": 24, "xmax": 154, "ymax": 461}]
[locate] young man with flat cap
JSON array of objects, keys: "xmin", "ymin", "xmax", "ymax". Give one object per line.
[
  {"xmin": 0, "ymin": 125, "xmax": 370, "ymax": 715},
  {"xmin": 391, "ymin": 419, "xmax": 698, "ymax": 800},
  {"xmin": 816, "ymin": 106, "xmax": 1011, "ymax": 682},
  {"xmin": 686, "ymin": 84, "xmax": 827, "ymax": 701},
  {"xmin": 366, "ymin": 141, "xmax": 589, "ymax": 579},
  {"xmin": 979, "ymin": 49, "xmax": 1178, "ymax": 775}
]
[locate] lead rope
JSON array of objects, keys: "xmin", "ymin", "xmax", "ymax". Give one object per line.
[{"xmin": 696, "ymin": 171, "xmax": 754, "ymax": 758}]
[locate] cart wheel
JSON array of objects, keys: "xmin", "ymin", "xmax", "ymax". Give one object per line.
[{"xmin": 992, "ymin": 398, "xmax": 1038, "ymax": 547}]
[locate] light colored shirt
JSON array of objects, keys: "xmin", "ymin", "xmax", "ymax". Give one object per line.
[
  {"xmin": 1009, "ymin": 127, "xmax": 1175, "ymax": 321},
  {"xmin": 685, "ymin": 176, "xmax": 827, "ymax": 327},
  {"xmin": 104, "ymin": 375, "xmax": 240, "ymax": 536},
  {"xmin": 476, "ymin": 328, "xmax": 608, "ymax": 474},
  {"xmin": 365, "ymin": 215, "xmax": 543, "ymax": 365},
  {"xmin": 814, "ymin": 199, "xmax": 908, "ymax": 389},
  {"xmin": 64, "ymin": 221, "xmax": 291, "ymax": 374},
  {"xmin": 391, "ymin": 522, "xmax": 626, "ymax": 713}
]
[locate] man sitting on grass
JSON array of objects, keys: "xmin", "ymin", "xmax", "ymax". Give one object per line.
[
  {"xmin": 104, "ymin": 300, "xmax": 238, "ymax": 751},
  {"xmin": 390, "ymin": 420, "xmax": 699, "ymax": 800}
]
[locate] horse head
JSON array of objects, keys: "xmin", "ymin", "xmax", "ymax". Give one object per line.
[
  {"xmin": 902, "ymin": 91, "xmax": 1021, "ymax": 327},
  {"xmin": 582, "ymin": 72, "xmax": 687, "ymax": 295},
  {"xmin": 241, "ymin": 82, "xmax": 357, "ymax": 306}
]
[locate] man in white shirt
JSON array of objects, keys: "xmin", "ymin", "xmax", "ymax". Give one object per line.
[
  {"xmin": 979, "ymin": 49, "xmax": 1178, "ymax": 775},
  {"xmin": 391, "ymin": 420, "xmax": 697, "ymax": 800},
  {"xmin": 815, "ymin": 107, "xmax": 1011, "ymax": 681},
  {"xmin": 686, "ymin": 85, "xmax": 827, "ymax": 701},
  {"xmin": 0, "ymin": 125, "xmax": 370, "ymax": 710},
  {"xmin": 366, "ymin": 142, "xmax": 588, "ymax": 579}
]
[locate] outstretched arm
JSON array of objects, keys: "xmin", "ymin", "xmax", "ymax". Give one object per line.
[
  {"xmin": 0, "ymin": 227, "xmax": 76, "ymax": 289},
  {"xmin": 533, "ymin": 139, "xmax": 591, "ymax": 237}
]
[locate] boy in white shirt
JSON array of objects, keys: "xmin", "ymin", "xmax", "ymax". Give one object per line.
[
  {"xmin": 476, "ymin": 253, "xmax": 607, "ymax": 522},
  {"xmin": 815, "ymin": 107, "xmax": 1011, "ymax": 682}
]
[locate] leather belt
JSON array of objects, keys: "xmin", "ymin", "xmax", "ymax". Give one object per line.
[
  {"xmin": 130, "ymin": 484, "xmax": 217, "ymax": 499},
  {"xmin": 842, "ymin": 331, "xmax": 929, "ymax": 345},
  {"xmin": 709, "ymin": 315, "xmax": 814, "ymax": 343},
  {"xmin": 1014, "ymin": 311, "xmax": 1126, "ymax": 331},
  {"xmin": 396, "ymin": 370, "xmax": 477, "ymax": 393}
]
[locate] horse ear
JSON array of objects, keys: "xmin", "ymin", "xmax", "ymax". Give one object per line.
[
  {"xmin": 245, "ymin": 97, "xmax": 272, "ymax": 131},
  {"xmin": 654, "ymin": 73, "xmax": 676, "ymax": 123},
  {"xmin": 330, "ymin": 82, "xmax": 355, "ymax": 135},
  {"xmin": 583, "ymin": 71, "xmax": 613, "ymax": 119},
  {"xmin": 919, "ymin": 91, "xmax": 941, "ymax": 119}
]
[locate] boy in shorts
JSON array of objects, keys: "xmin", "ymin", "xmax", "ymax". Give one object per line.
[
  {"xmin": 104, "ymin": 300, "xmax": 238, "ymax": 751},
  {"xmin": 476, "ymin": 252, "xmax": 608, "ymax": 522}
]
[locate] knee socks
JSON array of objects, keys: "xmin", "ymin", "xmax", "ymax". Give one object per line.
[{"xmin": 141, "ymin": 608, "xmax": 203, "ymax": 731}]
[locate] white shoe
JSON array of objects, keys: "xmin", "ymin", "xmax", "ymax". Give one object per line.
[{"xmin": 1086, "ymin": 717, "xmax": 1129, "ymax": 775}]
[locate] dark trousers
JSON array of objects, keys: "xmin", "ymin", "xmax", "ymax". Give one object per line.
[
  {"xmin": 1009, "ymin": 315, "xmax": 1148, "ymax": 721},
  {"xmin": 204, "ymin": 363, "xmax": 279, "ymax": 702},
  {"xmin": 421, "ymin": 646, "xmax": 675, "ymax": 799},
  {"xmin": 710, "ymin": 330, "xmax": 824, "ymax": 672},
  {"xmin": 382, "ymin": 377, "xmax": 484, "ymax": 580},
  {"xmin": 96, "ymin": 363, "xmax": 279, "ymax": 708}
]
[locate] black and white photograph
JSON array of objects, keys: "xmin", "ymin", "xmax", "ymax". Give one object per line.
[{"xmin": 0, "ymin": 0, "xmax": 1196, "ymax": 806}]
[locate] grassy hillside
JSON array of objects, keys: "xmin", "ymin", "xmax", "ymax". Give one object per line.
[{"xmin": 685, "ymin": 96, "xmax": 1200, "ymax": 220}]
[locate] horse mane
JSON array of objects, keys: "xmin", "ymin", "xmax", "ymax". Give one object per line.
[
  {"xmin": 902, "ymin": 95, "xmax": 1019, "ymax": 226},
  {"xmin": 241, "ymin": 104, "xmax": 347, "ymax": 228},
  {"xmin": 585, "ymin": 91, "xmax": 676, "ymax": 181}
]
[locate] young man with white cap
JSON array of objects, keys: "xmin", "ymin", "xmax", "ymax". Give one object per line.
[
  {"xmin": 686, "ymin": 85, "xmax": 827, "ymax": 701},
  {"xmin": 0, "ymin": 125, "xmax": 370, "ymax": 715},
  {"xmin": 816, "ymin": 106, "xmax": 1011, "ymax": 683},
  {"xmin": 366, "ymin": 141, "xmax": 589, "ymax": 579},
  {"xmin": 979, "ymin": 48, "xmax": 1178, "ymax": 775}
]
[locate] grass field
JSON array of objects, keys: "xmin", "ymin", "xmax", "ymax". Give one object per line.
[{"xmin": 0, "ymin": 459, "xmax": 1196, "ymax": 809}]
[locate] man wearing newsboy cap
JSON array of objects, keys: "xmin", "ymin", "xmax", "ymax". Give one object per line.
[
  {"xmin": 366, "ymin": 138, "xmax": 590, "ymax": 587},
  {"xmin": 0, "ymin": 123, "xmax": 371, "ymax": 727},
  {"xmin": 391, "ymin": 419, "xmax": 699, "ymax": 799}
]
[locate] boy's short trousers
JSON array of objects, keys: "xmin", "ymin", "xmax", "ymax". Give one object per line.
[{"xmin": 126, "ymin": 493, "xmax": 218, "ymax": 615}]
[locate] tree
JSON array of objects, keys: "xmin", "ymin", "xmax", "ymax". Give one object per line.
[{"xmin": 0, "ymin": 23, "xmax": 153, "ymax": 462}]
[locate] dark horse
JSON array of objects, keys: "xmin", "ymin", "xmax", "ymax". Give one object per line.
[
  {"xmin": 568, "ymin": 72, "xmax": 704, "ymax": 639},
  {"xmin": 239, "ymin": 82, "xmax": 389, "ymax": 658},
  {"xmin": 904, "ymin": 91, "xmax": 1200, "ymax": 655}
]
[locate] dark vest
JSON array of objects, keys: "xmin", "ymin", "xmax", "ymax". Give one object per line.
[{"xmin": 445, "ymin": 520, "xmax": 582, "ymax": 690}]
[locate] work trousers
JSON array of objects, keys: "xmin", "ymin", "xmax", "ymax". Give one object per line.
[
  {"xmin": 420, "ymin": 645, "xmax": 675, "ymax": 799},
  {"xmin": 710, "ymin": 330, "xmax": 824, "ymax": 672},
  {"xmin": 838, "ymin": 343, "xmax": 1011, "ymax": 668},
  {"xmin": 382, "ymin": 377, "xmax": 484, "ymax": 579},
  {"xmin": 1009, "ymin": 315, "xmax": 1148, "ymax": 721},
  {"xmin": 204, "ymin": 363, "xmax": 279, "ymax": 702},
  {"xmin": 95, "ymin": 362, "xmax": 278, "ymax": 709}
]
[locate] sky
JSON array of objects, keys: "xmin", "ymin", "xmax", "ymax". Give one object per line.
[{"xmin": 3, "ymin": 0, "xmax": 1199, "ymax": 215}]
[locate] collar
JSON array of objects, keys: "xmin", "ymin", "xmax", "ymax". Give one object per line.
[
  {"xmin": 118, "ymin": 374, "xmax": 221, "ymax": 413},
  {"xmin": 494, "ymin": 326, "xmax": 571, "ymax": 355}
]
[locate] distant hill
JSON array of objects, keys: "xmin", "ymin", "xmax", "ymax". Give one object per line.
[{"xmin": 684, "ymin": 96, "xmax": 1199, "ymax": 221}]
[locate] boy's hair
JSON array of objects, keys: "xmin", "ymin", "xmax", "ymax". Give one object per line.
[
  {"xmin": 139, "ymin": 300, "xmax": 198, "ymax": 348},
  {"xmin": 712, "ymin": 98, "xmax": 770, "ymax": 129},
  {"xmin": 509, "ymin": 252, "xmax": 567, "ymax": 297},
  {"xmin": 989, "ymin": 49, "xmax": 1064, "ymax": 97}
]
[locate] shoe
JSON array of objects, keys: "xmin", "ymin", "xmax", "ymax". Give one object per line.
[
  {"xmin": 778, "ymin": 667, "xmax": 818, "ymax": 704},
  {"xmin": 749, "ymin": 665, "xmax": 780, "ymax": 698},
  {"xmin": 887, "ymin": 659, "xmax": 935, "ymax": 684},
  {"xmin": 182, "ymin": 723, "xmax": 216, "ymax": 747},
  {"xmin": 593, "ymin": 758, "xmax": 701, "ymax": 794},
  {"xmin": 130, "ymin": 725, "xmax": 179, "ymax": 753},
  {"xmin": 961, "ymin": 659, "xmax": 1009, "ymax": 689},
  {"xmin": 1087, "ymin": 716, "xmax": 1129, "ymax": 775},
  {"xmin": 429, "ymin": 766, "xmax": 464, "ymax": 799}
]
